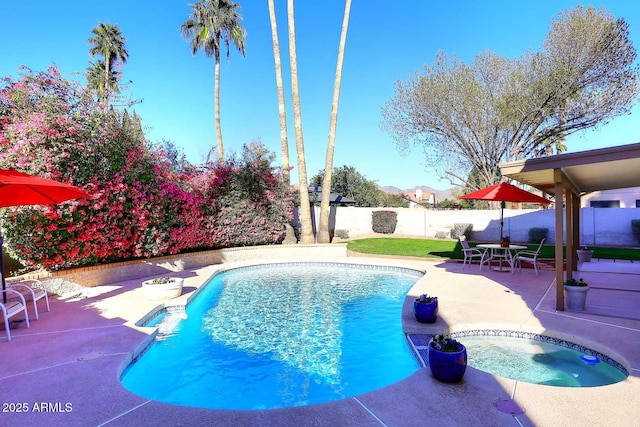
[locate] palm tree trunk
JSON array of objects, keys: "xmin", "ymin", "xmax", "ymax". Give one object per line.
[
  {"xmin": 214, "ymin": 52, "xmax": 224, "ymax": 161},
  {"xmin": 104, "ymin": 51, "xmax": 111, "ymax": 104},
  {"xmin": 317, "ymin": 0, "xmax": 352, "ymax": 244},
  {"xmin": 287, "ymin": 0, "xmax": 314, "ymax": 244},
  {"xmin": 268, "ymin": 0, "xmax": 290, "ymax": 185}
]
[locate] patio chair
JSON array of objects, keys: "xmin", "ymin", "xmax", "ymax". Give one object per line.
[
  {"xmin": 459, "ymin": 236, "xmax": 487, "ymax": 270},
  {"xmin": 1, "ymin": 289, "xmax": 30, "ymax": 341},
  {"xmin": 7, "ymin": 279, "xmax": 50, "ymax": 320},
  {"xmin": 513, "ymin": 238, "xmax": 546, "ymax": 275}
]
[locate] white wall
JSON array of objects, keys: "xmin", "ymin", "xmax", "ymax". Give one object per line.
[
  {"xmin": 294, "ymin": 207, "xmax": 640, "ymax": 246},
  {"xmin": 581, "ymin": 188, "xmax": 640, "ymax": 208}
]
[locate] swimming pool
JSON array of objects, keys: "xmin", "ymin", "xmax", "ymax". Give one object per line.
[
  {"xmin": 121, "ymin": 262, "xmax": 424, "ymax": 409},
  {"xmin": 453, "ymin": 330, "xmax": 628, "ymax": 387}
]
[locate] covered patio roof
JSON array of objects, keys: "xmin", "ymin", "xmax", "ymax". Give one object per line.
[
  {"xmin": 500, "ymin": 142, "xmax": 640, "ymax": 196},
  {"xmin": 500, "ymin": 142, "xmax": 640, "ymax": 310}
]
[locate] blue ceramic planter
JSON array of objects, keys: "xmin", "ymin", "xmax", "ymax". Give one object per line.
[
  {"xmin": 427, "ymin": 342, "xmax": 467, "ymax": 383},
  {"xmin": 413, "ymin": 299, "xmax": 438, "ymax": 323}
]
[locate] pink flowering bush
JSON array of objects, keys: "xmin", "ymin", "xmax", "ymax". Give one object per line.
[{"xmin": 0, "ymin": 66, "xmax": 292, "ymax": 271}]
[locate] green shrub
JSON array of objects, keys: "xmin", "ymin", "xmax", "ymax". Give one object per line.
[
  {"xmin": 450, "ymin": 223, "xmax": 472, "ymax": 239},
  {"xmin": 434, "ymin": 231, "xmax": 449, "ymax": 239},
  {"xmin": 372, "ymin": 210, "xmax": 398, "ymax": 234},
  {"xmin": 632, "ymin": 220, "xmax": 640, "ymax": 245},
  {"xmin": 334, "ymin": 229, "xmax": 349, "ymax": 239},
  {"xmin": 528, "ymin": 227, "xmax": 549, "ymax": 244}
]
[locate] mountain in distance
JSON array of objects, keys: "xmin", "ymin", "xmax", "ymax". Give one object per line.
[{"xmin": 379, "ymin": 185, "xmax": 453, "ymax": 202}]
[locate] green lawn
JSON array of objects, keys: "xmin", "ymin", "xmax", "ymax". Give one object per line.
[{"xmin": 346, "ymin": 238, "xmax": 640, "ymax": 261}]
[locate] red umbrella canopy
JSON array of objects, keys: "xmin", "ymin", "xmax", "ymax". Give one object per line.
[
  {"xmin": 459, "ymin": 182, "xmax": 550, "ymax": 205},
  {"xmin": 0, "ymin": 169, "xmax": 91, "ymax": 301},
  {"xmin": 0, "ymin": 169, "xmax": 91, "ymax": 208}
]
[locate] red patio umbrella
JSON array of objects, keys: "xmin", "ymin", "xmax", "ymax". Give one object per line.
[
  {"xmin": 1, "ymin": 169, "xmax": 92, "ymax": 300},
  {"xmin": 459, "ymin": 182, "xmax": 551, "ymax": 242}
]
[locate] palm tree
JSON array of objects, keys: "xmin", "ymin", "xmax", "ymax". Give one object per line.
[
  {"xmin": 86, "ymin": 60, "xmax": 118, "ymax": 102},
  {"xmin": 88, "ymin": 22, "xmax": 128, "ymax": 103},
  {"xmin": 287, "ymin": 0, "xmax": 314, "ymax": 244},
  {"xmin": 317, "ymin": 0, "xmax": 352, "ymax": 243},
  {"xmin": 181, "ymin": 0, "xmax": 246, "ymax": 162},
  {"xmin": 267, "ymin": 0, "xmax": 290, "ymax": 185}
]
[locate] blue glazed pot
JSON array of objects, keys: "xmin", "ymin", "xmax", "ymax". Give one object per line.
[
  {"xmin": 428, "ymin": 342, "xmax": 467, "ymax": 383},
  {"xmin": 413, "ymin": 299, "xmax": 438, "ymax": 323}
]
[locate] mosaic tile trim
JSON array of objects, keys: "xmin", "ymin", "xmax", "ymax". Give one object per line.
[
  {"xmin": 406, "ymin": 334, "xmax": 434, "ymax": 368},
  {"xmin": 219, "ymin": 262, "xmax": 425, "ymax": 278},
  {"xmin": 138, "ymin": 305, "xmax": 186, "ymax": 327},
  {"xmin": 136, "ymin": 305, "xmax": 167, "ymax": 327},
  {"xmin": 448, "ymin": 329, "xmax": 629, "ymax": 376}
]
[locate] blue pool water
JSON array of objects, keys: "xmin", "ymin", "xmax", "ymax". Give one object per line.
[
  {"xmin": 121, "ymin": 263, "xmax": 424, "ymax": 409},
  {"xmin": 458, "ymin": 334, "xmax": 628, "ymax": 387}
]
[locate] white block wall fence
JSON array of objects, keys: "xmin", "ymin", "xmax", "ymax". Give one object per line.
[{"xmin": 294, "ymin": 206, "xmax": 640, "ymax": 247}]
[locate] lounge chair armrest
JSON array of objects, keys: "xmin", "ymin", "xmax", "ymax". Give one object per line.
[
  {"xmin": 7, "ymin": 283, "xmax": 37, "ymax": 297},
  {"xmin": 14, "ymin": 279, "xmax": 46, "ymax": 290},
  {"xmin": 1, "ymin": 289, "xmax": 28, "ymax": 305}
]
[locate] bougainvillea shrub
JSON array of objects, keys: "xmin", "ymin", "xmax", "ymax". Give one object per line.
[{"xmin": 0, "ymin": 66, "xmax": 292, "ymax": 271}]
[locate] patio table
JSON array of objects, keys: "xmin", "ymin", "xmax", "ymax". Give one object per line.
[{"xmin": 477, "ymin": 243, "xmax": 527, "ymax": 273}]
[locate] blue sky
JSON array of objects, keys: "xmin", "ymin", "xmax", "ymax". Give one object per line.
[{"xmin": 2, "ymin": 1, "xmax": 639, "ymax": 191}]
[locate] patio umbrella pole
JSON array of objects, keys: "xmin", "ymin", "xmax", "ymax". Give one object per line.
[
  {"xmin": 500, "ymin": 201, "xmax": 505, "ymax": 242},
  {"xmin": 1, "ymin": 234, "xmax": 6, "ymax": 303}
]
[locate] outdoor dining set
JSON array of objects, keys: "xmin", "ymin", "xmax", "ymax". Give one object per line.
[
  {"xmin": 459, "ymin": 235, "xmax": 546, "ymax": 275},
  {"xmin": 456, "ymin": 181, "xmax": 551, "ymax": 275}
]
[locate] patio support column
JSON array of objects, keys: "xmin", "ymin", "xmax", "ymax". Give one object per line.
[
  {"xmin": 572, "ymin": 192, "xmax": 581, "ymax": 272},
  {"xmin": 554, "ymin": 169, "xmax": 565, "ymax": 310},
  {"xmin": 566, "ymin": 187, "xmax": 574, "ymax": 277}
]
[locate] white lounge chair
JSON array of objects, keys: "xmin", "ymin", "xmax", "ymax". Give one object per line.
[
  {"xmin": 513, "ymin": 239, "xmax": 546, "ymax": 275},
  {"xmin": 8, "ymin": 279, "xmax": 50, "ymax": 320},
  {"xmin": 1, "ymin": 289, "xmax": 30, "ymax": 341},
  {"xmin": 459, "ymin": 236, "xmax": 486, "ymax": 270}
]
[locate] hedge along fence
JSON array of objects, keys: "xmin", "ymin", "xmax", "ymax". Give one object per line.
[
  {"xmin": 632, "ymin": 219, "xmax": 640, "ymax": 245},
  {"xmin": 371, "ymin": 210, "xmax": 398, "ymax": 234},
  {"xmin": 528, "ymin": 227, "xmax": 549, "ymax": 244},
  {"xmin": 450, "ymin": 223, "xmax": 473, "ymax": 239}
]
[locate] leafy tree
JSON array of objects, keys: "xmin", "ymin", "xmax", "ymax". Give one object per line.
[
  {"xmin": 86, "ymin": 60, "xmax": 117, "ymax": 102},
  {"xmin": 88, "ymin": 22, "xmax": 129, "ymax": 103},
  {"xmin": 286, "ymin": 0, "xmax": 314, "ymax": 243},
  {"xmin": 311, "ymin": 165, "xmax": 380, "ymax": 207},
  {"xmin": 181, "ymin": 0, "xmax": 246, "ymax": 162},
  {"xmin": 437, "ymin": 198, "xmax": 471, "ymax": 209},
  {"xmin": 122, "ymin": 109, "xmax": 145, "ymax": 143},
  {"xmin": 381, "ymin": 6, "xmax": 639, "ymax": 191},
  {"xmin": 153, "ymin": 139, "xmax": 194, "ymax": 175},
  {"xmin": 378, "ymin": 191, "xmax": 409, "ymax": 208},
  {"xmin": 317, "ymin": 0, "xmax": 352, "ymax": 243}
]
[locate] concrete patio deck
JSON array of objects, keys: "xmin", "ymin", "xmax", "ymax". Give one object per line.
[{"xmin": 1, "ymin": 253, "xmax": 639, "ymax": 426}]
